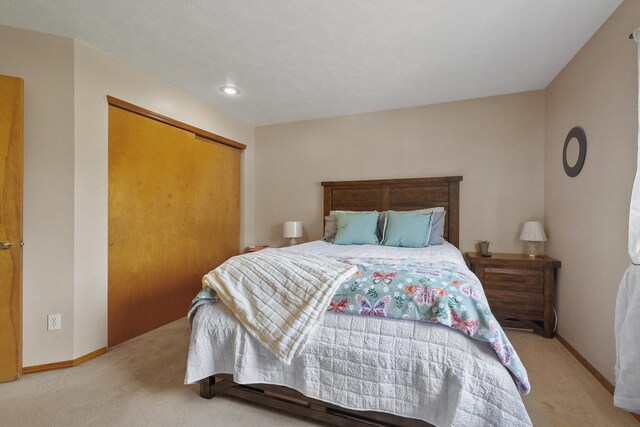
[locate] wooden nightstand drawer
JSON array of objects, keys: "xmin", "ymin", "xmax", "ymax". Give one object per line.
[
  {"xmin": 485, "ymin": 289, "xmax": 544, "ymax": 319},
  {"xmin": 484, "ymin": 268, "xmax": 543, "ymax": 293}
]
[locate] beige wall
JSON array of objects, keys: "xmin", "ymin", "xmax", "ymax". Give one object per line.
[
  {"xmin": 0, "ymin": 24, "xmax": 255, "ymax": 365},
  {"xmin": 255, "ymin": 91, "xmax": 546, "ymax": 253},
  {"xmin": 0, "ymin": 26, "xmax": 76, "ymax": 366},
  {"xmin": 544, "ymin": 0, "xmax": 639, "ymax": 383}
]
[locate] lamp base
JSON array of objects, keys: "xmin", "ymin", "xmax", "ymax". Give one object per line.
[
  {"xmin": 288, "ymin": 238, "xmax": 298, "ymax": 246},
  {"xmin": 527, "ymin": 241, "xmax": 538, "ymax": 258}
]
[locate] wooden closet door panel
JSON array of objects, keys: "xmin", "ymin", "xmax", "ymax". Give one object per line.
[
  {"xmin": 192, "ymin": 136, "xmax": 240, "ymax": 272},
  {"xmin": 108, "ymin": 106, "xmax": 240, "ymax": 347}
]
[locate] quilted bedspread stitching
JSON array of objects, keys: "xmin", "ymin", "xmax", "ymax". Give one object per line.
[{"xmin": 186, "ymin": 303, "xmax": 532, "ymax": 427}]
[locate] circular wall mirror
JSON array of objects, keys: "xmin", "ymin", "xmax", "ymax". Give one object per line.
[{"xmin": 563, "ymin": 127, "xmax": 587, "ymax": 177}]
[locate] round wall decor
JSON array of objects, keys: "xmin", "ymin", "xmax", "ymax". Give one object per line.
[{"xmin": 563, "ymin": 126, "xmax": 587, "ymax": 177}]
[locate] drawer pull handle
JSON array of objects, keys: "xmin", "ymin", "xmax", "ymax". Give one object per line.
[{"xmin": 499, "ymin": 277, "xmax": 525, "ymax": 283}]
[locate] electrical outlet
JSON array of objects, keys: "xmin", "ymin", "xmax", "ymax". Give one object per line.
[{"xmin": 47, "ymin": 314, "xmax": 61, "ymax": 331}]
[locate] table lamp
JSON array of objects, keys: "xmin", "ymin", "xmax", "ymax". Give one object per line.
[
  {"xmin": 520, "ymin": 221, "xmax": 547, "ymax": 258},
  {"xmin": 283, "ymin": 221, "xmax": 302, "ymax": 246}
]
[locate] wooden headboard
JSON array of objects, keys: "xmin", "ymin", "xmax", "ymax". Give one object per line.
[{"xmin": 321, "ymin": 176, "xmax": 463, "ymax": 248}]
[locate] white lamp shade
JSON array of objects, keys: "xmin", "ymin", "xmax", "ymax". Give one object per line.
[
  {"xmin": 283, "ymin": 221, "xmax": 303, "ymax": 238},
  {"xmin": 520, "ymin": 221, "xmax": 547, "ymax": 242}
]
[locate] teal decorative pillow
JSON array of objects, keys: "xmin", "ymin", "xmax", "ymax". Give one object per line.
[
  {"xmin": 382, "ymin": 210, "xmax": 433, "ymax": 248},
  {"xmin": 325, "ymin": 210, "xmax": 386, "ymax": 242},
  {"xmin": 333, "ymin": 212, "xmax": 380, "ymax": 245},
  {"xmin": 380, "ymin": 208, "xmax": 445, "ymax": 245}
]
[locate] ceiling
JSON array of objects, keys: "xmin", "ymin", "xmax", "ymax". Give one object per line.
[{"xmin": 0, "ymin": 0, "xmax": 622, "ymax": 125}]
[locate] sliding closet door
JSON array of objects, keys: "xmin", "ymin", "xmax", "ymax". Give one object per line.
[{"xmin": 108, "ymin": 106, "xmax": 240, "ymax": 347}]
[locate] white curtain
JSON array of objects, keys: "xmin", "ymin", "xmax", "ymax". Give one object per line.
[{"xmin": 614, "ymin": 27, "xmax": 640, "ymax": 414}]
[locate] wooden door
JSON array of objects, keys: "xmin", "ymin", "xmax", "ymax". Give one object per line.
[
  {"xmin": 0, "ymin": 75, "xmax": 24, "ymax": 382},
  {"xmin": 108, "ymin": 106, "xmax": 241, "ymax": 346}
]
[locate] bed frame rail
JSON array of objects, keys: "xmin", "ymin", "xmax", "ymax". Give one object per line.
[{"xmin": 200, "ymin": 375, "xmax": 433, "ymax": 427}]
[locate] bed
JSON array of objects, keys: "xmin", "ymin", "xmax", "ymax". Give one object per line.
[{"xmin": 185, "ymin": 176, "xmax": 532, "ymax": 426}]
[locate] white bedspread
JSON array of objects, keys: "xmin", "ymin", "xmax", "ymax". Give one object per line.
[{"xmin": 186, "ymin": 241, "xmax": 532, "ymax": 426}]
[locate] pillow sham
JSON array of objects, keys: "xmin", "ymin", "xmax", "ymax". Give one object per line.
[
  {"xmin": 379, "ymin": 207, "xmax": 446, "ymax": 245},
  {"xmin": 324, "ymin": 210, "xmax": 386, "ymax": 242},
  {"xmin": 333, "ymin": 211, "xmax": 380, "ymax": 245},
  {"xmin": 382, "ymin": 210, "xmax": 433, "ymax": 248},
  {"xmin": 428, "ymin": 210, "xmax": 446, "ymax": 245},
  {"xmin": 323, "ymin": 215, "xmax": 338, "ymax": 241}
]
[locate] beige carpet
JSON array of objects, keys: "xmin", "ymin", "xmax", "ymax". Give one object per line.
[
  {"xmin": 0, "ymin": 320, "xmax": 636, "ymax": 426},
  {"xmin": 508, "ymin": 331, "xmax": 637, "ymax": 426}
]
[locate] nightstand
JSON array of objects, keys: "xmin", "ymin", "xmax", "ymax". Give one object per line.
[{"xmin": 465, "ymin": 252, "xmax": 561, "ymax": 338}]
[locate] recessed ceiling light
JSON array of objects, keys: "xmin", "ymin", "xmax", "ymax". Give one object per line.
[{"xmin": 220, "ymin": 86, "xmax": 240, "ymax": 96}]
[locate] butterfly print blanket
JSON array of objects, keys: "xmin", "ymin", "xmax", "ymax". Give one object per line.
[{"xmin": 327, "ymin": 257, "xmax": 531, "ymax": 395}]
